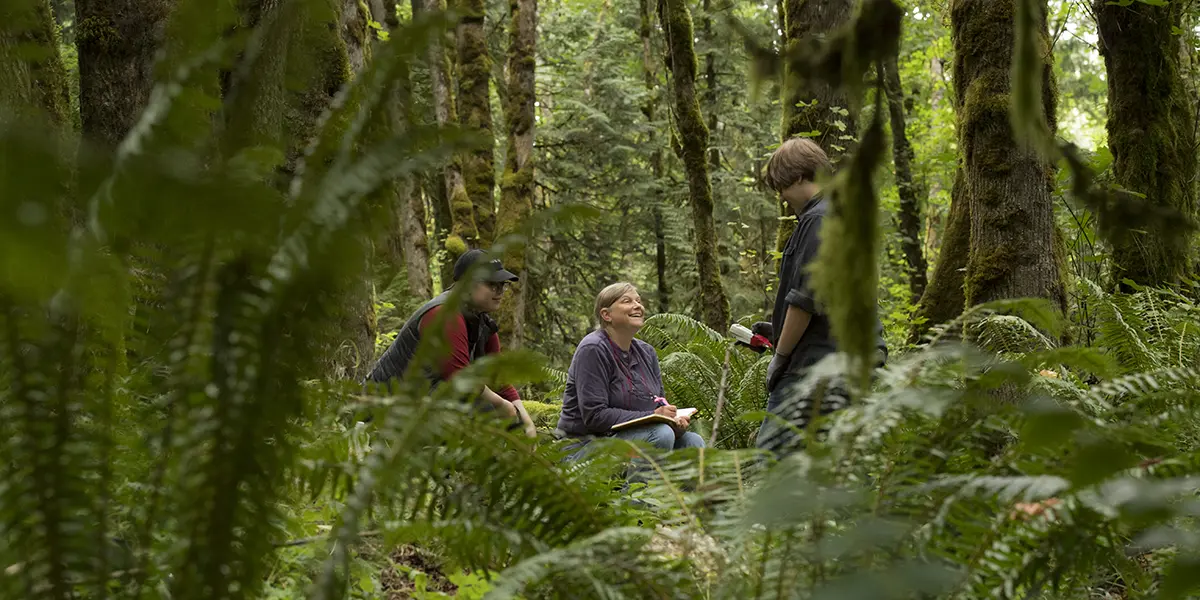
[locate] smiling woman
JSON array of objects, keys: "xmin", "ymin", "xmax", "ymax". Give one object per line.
[{"xmin": 554, "ymin": 283, "xmax": 705, "ymax": 454}]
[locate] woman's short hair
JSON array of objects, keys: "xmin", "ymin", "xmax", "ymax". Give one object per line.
[
  {"xmin": 764, "ymin": 137, "xmax": 832, "ymax": 192},
  {"xmin": 595, "ymin": 282, "xmax": 638, "ymax": 328}
]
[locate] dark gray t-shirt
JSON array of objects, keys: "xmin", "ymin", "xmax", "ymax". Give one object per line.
[
  {"xmin": 772, "ymin": 194, "xmax": 887, "ymax": 375},
  {"xmin": 556, "ymin": 330, "xmax": 664, "ymax": 436}
]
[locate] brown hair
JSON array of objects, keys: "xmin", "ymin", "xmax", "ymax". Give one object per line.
[
  {"xmin": 764, "ymin": 137, "xmax": 832, "ymax": 192},
  {"xmin": 595, "ymin": 282, "xmax": 638, "ymax": 329}
]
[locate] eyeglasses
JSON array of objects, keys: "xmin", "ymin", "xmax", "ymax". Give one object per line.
[{"xmin": 486, "ymin": 281, "xmax": 510, "ymax": 293}]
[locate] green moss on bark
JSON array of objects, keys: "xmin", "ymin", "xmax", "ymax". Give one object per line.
[
  {"xmin": 456, "ymin": 0, "xmax": 496, "ymax": 245},
  {"xmin": 658, "ymin": 0, "xmax": 730, "ymax": 332},
  {"xmin": 953, "ymin": 0, "xmax": 1065, "ymax": 314},
  {"xmin": 495, "ymin": 0, "xmax": 536, "ymax": 347},
  {"xmin": 1096, "ymin": 0, "xmax": 1197, "ymax": 288}
]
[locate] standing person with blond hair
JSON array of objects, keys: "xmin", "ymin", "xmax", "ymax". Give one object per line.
[
  {"xmin": 758, "ymin": 138, "xmax": 888, "ymax": 453},
  {"xmin": 554, "ymin": 283, "xmax": 705, "ymax": 451}
]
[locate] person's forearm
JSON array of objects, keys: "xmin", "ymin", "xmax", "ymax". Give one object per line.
[
  {"xmin": 511, "ymin": 399, "xmax": 532, "ymax": 422},
  {"xmin": 481, "ymin": 385, "xmax": 517, "ymax": 417},
  {"xmin": 775, "ymin": 305, "xmax": 812, "ymax": 356}
]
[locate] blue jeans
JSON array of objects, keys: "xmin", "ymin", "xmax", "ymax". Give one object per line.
[
  {"xmin": 756, "ymin": 372, "xmax": 849, "ymax": 455},
  {"xmin": 613, "ymin": 423, "xmax": 706, "ymax": 450}
]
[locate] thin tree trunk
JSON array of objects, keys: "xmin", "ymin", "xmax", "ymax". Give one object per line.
[
  {"xmin": 639, "ymin": 0, "xmax": 670, "ymax": 313},
  {"xmin": 953, "ymin": 0, "xmax": 1065, "ymax": 312},
  {"xmin": 776, "ymin": 0, "xmax": 856, "ymax": 253},
  {"xmin": 1095, "ymin": 0, "xmax": 1197, "ymax": 288},
  {"xmin": 495, "ymin": 0, "xmax": 536, "ymax": 348},
  {"xmin": 703, "ymin": 0, "xmax": 720, "ymax": 170},
  {"xmin": 882, "ymin": 56, "xmax": 927, "ymax": 304},
  {"xmin": 922, "ymin": 57, "xmax": 946, "ymax": 264},
  {"xmin": 658, "ymin": 0, "xmax": 731, "ymax": 332},
  {"xmin": 911, "ymin": 168, "xmax": 967, "ymax": 341},
  {"xmin": 422, "ymin": 0, "xmax": 474, "ymax": 268},
  {"xmin": 398, "ymin": 177, "xmax": 433, "ymax": 298},
  {"xmin": 456, "ymin": 0, "xmax": 496, "ymax": 246}
]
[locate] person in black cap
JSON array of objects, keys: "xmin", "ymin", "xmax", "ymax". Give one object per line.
[{"xmin": 364, "ymin": 249, "xmax": 536, "ymax": 437}]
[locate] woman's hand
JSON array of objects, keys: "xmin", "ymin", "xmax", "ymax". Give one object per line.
[
  {"xmin": 674, "ymin": 413, "xmax": 691, "ymax": 430},
  {"xmin": 654, "ymin": 404, "xmax": 677, "ymax": 418},
  {"xmin": 512, "ymin": 400, "xmax": 537, "ymax": 438}
]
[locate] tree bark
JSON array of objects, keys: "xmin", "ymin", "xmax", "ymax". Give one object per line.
[
  {"xmin": 76, "ymin": 0, "xmax": 173, "ymax": 149},
  {"xmin": 953, "ymin": 0, "xmax": 1065, "ymax": 312},
  {"xmin": 422, "ymin": 0, "xmax": 473, "ymax": 272},
  {"xmin": 398, "ymin": 177, "xmax": 433, "ymax": 299},
  {"xmin": 882, "ymin": 56, "xmax": 927, "ymax": 304},
  {"xmin": 776, "ymin": 0, "xmax": 856, "ymax": 253},
  {"xmin": 332, "ymin": 0, "xmax": 378, "ymax": 380},
  {"xmin": 456, "ymin": 0, "xmax": 496, "ymax": 246},
  {"xmin": 1, "ymin": 0, "xmax": 70, "ymax": 125},
  {"xmin": 1095, "ymin": 0, "xmax": 1197, "ymax": 288},
  {"xmin": 495, "ymin": 0, "xmax": 536, "ymax": 348},
  {"xmin": 639, "ymin": 0, "xmax": 669, "ymax": 313},
  {"xmin": 658, "ymin": 0, "xmax": 731, "ymax": 332}
]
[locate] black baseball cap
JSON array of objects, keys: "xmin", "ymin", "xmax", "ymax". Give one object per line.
[{"xmin": 452, "ymin": 249, "xmax": 519, "ymax": 283}]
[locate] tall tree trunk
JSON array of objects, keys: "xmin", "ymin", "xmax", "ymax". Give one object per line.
[
  {"xmin": 882, "ymin": 56, "xmax": 927, "ymax": 304},
  {"xmin": 456, "ymin": 0, "xmax": 496, "ymax": 246},
  {"xmin": 495, "ymin": 0, "xmax": 536, "ymax": 348},
  {"xmin": 420, "ymin": 0, "xmax": 471, "ymax": 277},
  {"xmin": 331, "ymin": 0, "xmax": 378, "ymax": 380},
  {"xmin": 911, "ymin": 168, "xmax": 968, "ymax": 341},
  {"xmin": 76, "ymin": 0, "xmax": 173, "ymax": 149},
  {"xmin": 776, "ymin": 0, "xmax": 856, "ymax": 252},
  {"xmin": 953, "ymin": 0, "xmax": 1065, "ymax": 312},
  {"xmin": 639, "ymin": 0, "xmax": 669, "ymax": 313},
  {"xmin": 1095, "ymin": 0, "xmax": 1197, "ymax": 288},
  {"xmin": 658, "ymin": 0, "xmax": 730, "ymax": 332}
]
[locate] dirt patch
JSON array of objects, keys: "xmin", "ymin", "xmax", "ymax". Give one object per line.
[{"xmin": 380, "ymin": 545, "xmax": 458, "ymax": 599}]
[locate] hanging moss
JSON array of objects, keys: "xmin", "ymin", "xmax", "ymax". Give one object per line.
[
  {"xmin": 1096, "ymin": 0, "xmax": 1197, "ymax": 288},
  {"xmin": 658, "ymin": 0, "xmax": 731, "ymax": 332}
]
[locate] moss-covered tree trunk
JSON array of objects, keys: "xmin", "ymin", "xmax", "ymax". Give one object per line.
[
  {"xmin": 882, "ymin": 56, "xmax": 927, "ymax": 304},
  {"xmin": 0, "ymin": 0, "xmax": 70, "ymax": 125},
  {"xmin": 76, "ymin": 0, "xmax": 173, "ymax": 148},
  {"xmin": 953, "ymin": 0, "xmax": 1065, "ymax": 312},
  {"xmin": 422, "ymin": 0, "xmax": 474, "ymax": 277},
  {"xmin": 324, "ymin": 0, "xmax": 377, "ymax": 380},
  {"xmin": 1095, "ymin": 0, "xmax": 1197, "ymax": 288},
  {"xmin": 639, "ymin": 0, "xmax": 670, "ymax": 313},
  {"xmin": 776, "ymin": 0, "xmax": 856, "ymax": 252},
  {"xmin": 658, "ymin": 0, "xmax": 730, "ymax": 332},
  {"xmin": 456, "ymin": 0, "xmax": 496, "ymax": 246},
  {"xmin": 495, "ymin": 0, "xmax": 536, "ymax": 348}
]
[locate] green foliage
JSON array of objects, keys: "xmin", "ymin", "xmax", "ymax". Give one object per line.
[{"xmin": 9, "ymin": 0, "xmax": 1200, "ymax": 598}]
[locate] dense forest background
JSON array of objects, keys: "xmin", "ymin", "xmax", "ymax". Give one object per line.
[{"xmin": 7, "ymin": 0, "xmax": 1200, "ymax": 597}]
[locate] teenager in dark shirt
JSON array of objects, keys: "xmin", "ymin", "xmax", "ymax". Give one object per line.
[
  {"xmin": 555, "ymin": 283, "xmax": 704, "ymax": 451},
  {"xmin": 365, "ymin": 249, "xmax": 536, "ymax": 437},
  {"xmin": 758, "ymin": 138, "xmax": 887, "ymax": 453}
]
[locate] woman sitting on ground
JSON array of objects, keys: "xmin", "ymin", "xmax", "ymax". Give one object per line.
[{"xmin": 555, "ymin": 282, "xmax": 705, "ymax": 451}]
